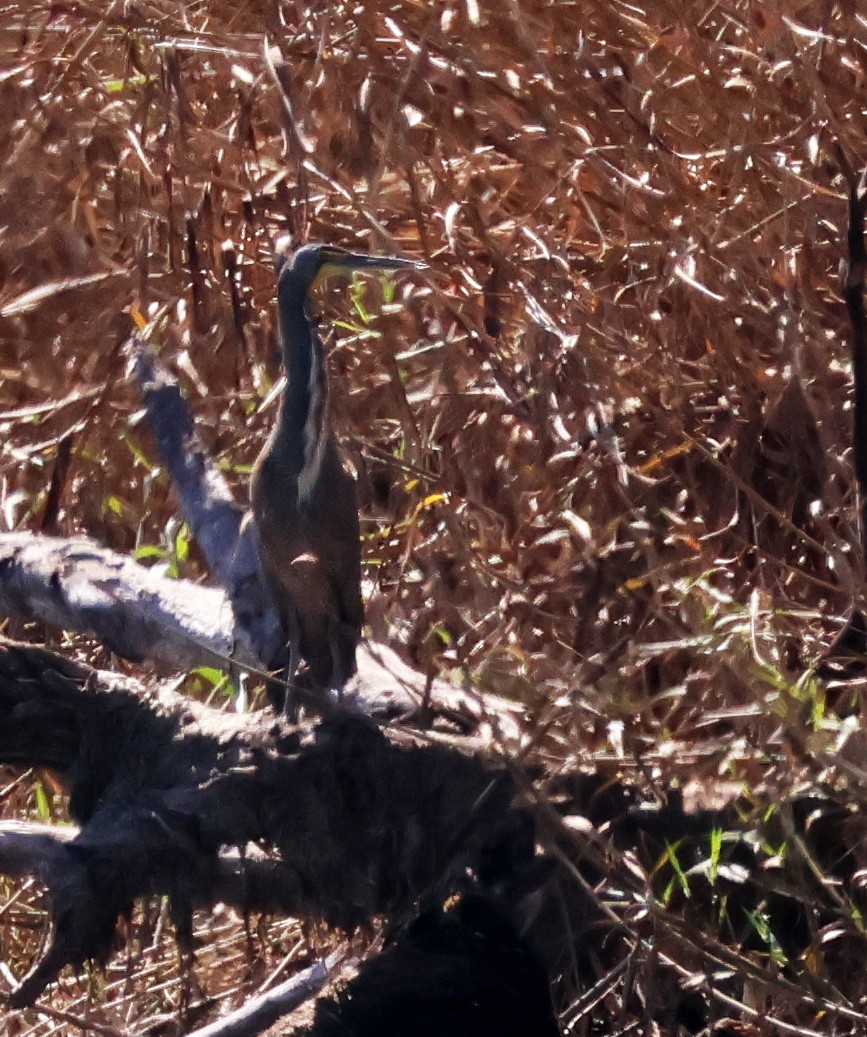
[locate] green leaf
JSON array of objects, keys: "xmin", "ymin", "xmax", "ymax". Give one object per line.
[
  {"xmin": 174, "ymin": 522, "xmax": 191, "ymax": 563},
  {"xmin": 105, "ymin": 74, "xmax": 156, "ymax": 93},
  {"xmin": 123, "ymin": 434, "xmax": 155, "ymax": 470},
  {"xmin": 33, "ymin": 781, "xmax": 51, "ymax": 822},
  {"xmin": 133, "ymin": 544, "xmax": 169, "ymax": 562},
  {"xmin": 191, "ymin": 666, "xmax": 226, "ymax": 687}
]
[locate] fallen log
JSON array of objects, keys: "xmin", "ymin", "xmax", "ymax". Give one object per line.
[{"xmin": 0, "ymin": 638, "xmax": 532, "ymax": 1008}]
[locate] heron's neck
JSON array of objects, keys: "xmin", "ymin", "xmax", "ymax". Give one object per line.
[{"xmin": 275, "ymin": 281, "xmax": 328, "ymax": 500}]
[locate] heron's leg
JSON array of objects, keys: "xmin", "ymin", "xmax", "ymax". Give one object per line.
[
  {"xmin": 283, "ymin": 607, "xmax": 301, "ymax": 719},
  {"xmin": 327, "ymin": 615, "xmax": 357, "ymax": 706}
]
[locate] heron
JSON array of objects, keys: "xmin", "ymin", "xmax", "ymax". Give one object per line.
[{"xmin": 251, "ymin": 242, "xmax": 426, "ymax": 711}]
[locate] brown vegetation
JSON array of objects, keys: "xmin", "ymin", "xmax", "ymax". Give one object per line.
[{"xmin": 2, "ymin": 1, "xmax": 867, "ymax": 1033}]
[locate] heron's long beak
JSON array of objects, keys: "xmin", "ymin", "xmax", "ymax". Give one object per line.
[
  {"xmin": 319, "ymin": 251, "xmax": 428, "ymax": 282},
  {"xmin": 344, "ymin": 251, "xmax": 428, "ymax": 272}
]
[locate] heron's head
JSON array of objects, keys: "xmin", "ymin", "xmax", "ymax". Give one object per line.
[{"xmin": 276, "ymin": 241, "xmax": 427, "ymax": 295}]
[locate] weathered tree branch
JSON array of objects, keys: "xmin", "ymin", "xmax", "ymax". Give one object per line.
[
  {"xmin": 0, "ymin": 531, "xmax": 523, "ymax": 736},
  {"xmin": 0, "ymin": 531, "xmax": 259, "ymax": 670},
  {"xmin": 186, "ymin": 951, "xmax": 343, "ymax": 1037},
  {"xmin": 131, "ymin": 338, "xmax": 284, "ymax": 668}
]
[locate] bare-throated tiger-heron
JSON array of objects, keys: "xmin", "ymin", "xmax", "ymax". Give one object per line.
[{"xmin": 251, "ymin": 243, "xmax": 426, "ymax": 710}]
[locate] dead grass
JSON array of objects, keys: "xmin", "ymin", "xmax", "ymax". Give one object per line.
[{"xmin": 3, "ymin": 0, "xmax": 867, "ymax": 1032}]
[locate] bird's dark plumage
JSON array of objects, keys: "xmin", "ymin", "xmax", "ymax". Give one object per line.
[{"xmin": 251, "ymin": 243, "xmax": 425, "ymax": 707}]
